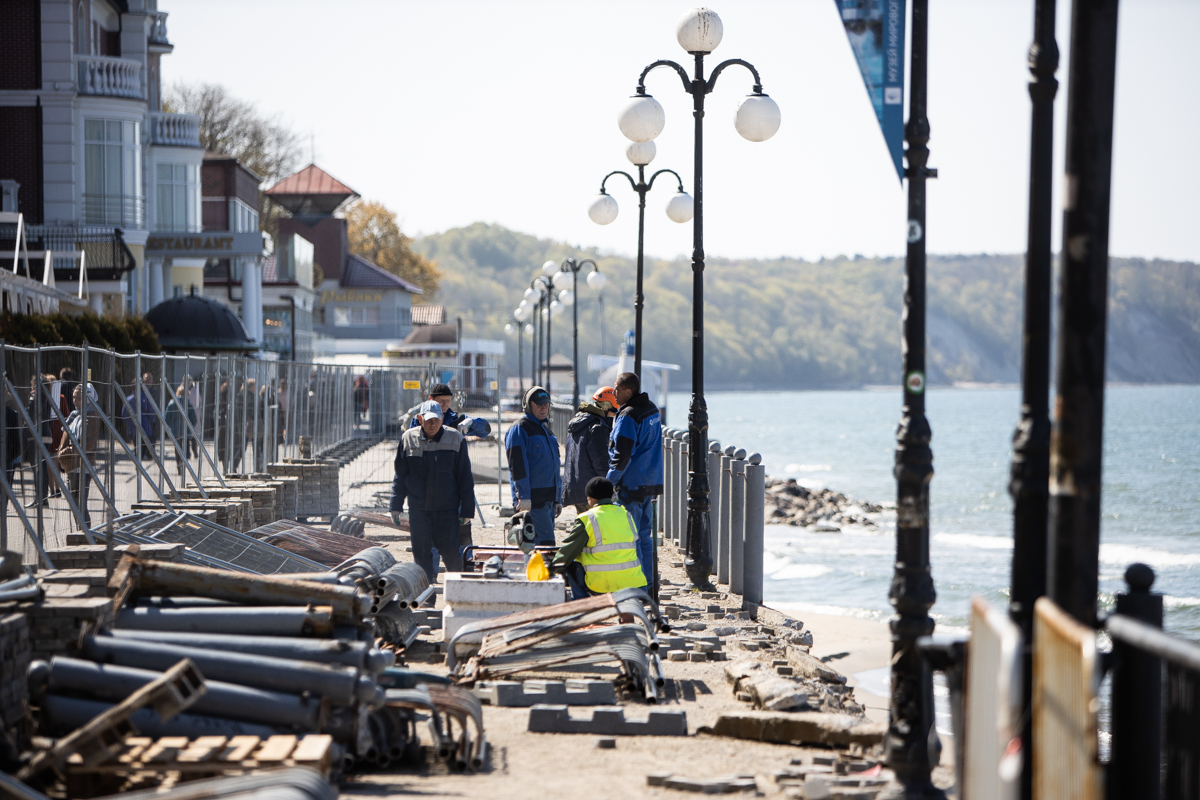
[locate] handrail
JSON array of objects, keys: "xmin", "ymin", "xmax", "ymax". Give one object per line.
[{"xmin": 1107, "ymin": 613, "xmax": 1200, "ymax": 672}]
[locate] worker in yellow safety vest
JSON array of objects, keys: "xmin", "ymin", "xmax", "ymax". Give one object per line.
[{"xmin": 550, "ymin": 476, "xmax": 647, "ymax": 600}]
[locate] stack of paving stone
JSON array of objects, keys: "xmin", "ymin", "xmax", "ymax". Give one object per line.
[
  {"xmin": 0, "ymin": 613, "xmax": 30, "ymax": 747},
  {"xmin": 197, "ymin": 480, "xmax": 280, "ymax": 528},
  {"xmin": 226, "ymin": 472, "xmax": 299, "ymax": 520},
  {"xmin": 50, "ymin": 543, "xmax": 184, "ymax": 569},
  {"xmin": 267, "ymin": 459, "xmax": 339, "ymax": 520},
  {"xmin": 0, "ymin": 593, "xmax": 114, "ymax": 662}
]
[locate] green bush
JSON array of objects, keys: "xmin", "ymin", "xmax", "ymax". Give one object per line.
[{"xmin": 0, "ymin": 312, "xmax": 161, "ymax": 353}]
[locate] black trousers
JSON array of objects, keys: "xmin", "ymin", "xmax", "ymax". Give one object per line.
[{"xmin": 409, "ymin": 509, "xmax": 463, "ymax": 582}]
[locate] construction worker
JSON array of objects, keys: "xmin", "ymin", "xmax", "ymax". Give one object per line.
[
  {"xmin": 504, "ymin": 385, "xmax": 561, "ymax": 545},
  {"xmin": 390, "ymin": 400, "xmax": 476, "ymax": 581},
  {"xmin": 606, "ymin": 372, "xmax": 663, "ymax": 587},
  {"xmin": 404, "ymin": 383, "xmax": 491, "ymax": 438},
  {"xmin": 551, "ymin": 477, "xmax": 646, "ymax": 600},
  {"xmin": 562, "ymin": 386, "xmax": 618, "ymax": 515}
]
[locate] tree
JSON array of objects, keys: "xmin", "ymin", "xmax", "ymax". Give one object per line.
[
  {"xmin": 163, "ymin": 83, "xmax": 303, "ymax": 238},
  {"xmin": 345, "ymin": 201, "xmax": 442, "ymax": 298}
]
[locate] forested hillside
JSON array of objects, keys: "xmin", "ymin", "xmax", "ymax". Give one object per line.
[{"xmin": 413, "ymin": 222, "xmax": 1200, "ymax": 389}]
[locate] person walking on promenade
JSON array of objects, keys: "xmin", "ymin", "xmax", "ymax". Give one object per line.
[
  {"xmin": 562, "ymin": 387, "xmax": 618, "ymax": 515},
  {"xmin": 606, "ymin": 372, "xmax": 663, "ymax": 587},
  {"xmin": 390, "ymin": 400, "xmax": 476, "ymax": 581},
  {"xmin": 55, "ymin": 383, "xmax": 100, "ymax": 529},
  {"xmin": 405, "ymin": 383, "xmax": 491, "ymax": 438},
  {"xmin": 504, "ymin": 385, "xmax": 561, "ymax": 545},
  {"xmin": 551, "ymin": 477, "xmax": 646, "ymax": 600},
  {"xmin": 120, "ymin": 373, "xmax": 158, "ymax": 461}
]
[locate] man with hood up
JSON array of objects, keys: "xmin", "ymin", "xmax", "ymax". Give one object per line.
[{"xmin": 562, "ymin": 386, "xmax": 617, "ymax": 515}]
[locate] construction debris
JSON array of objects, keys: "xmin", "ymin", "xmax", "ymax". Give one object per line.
[
  {"xmin": 528, "ymin": 705, "xmax": 687, "ymax": 736},
  {"xmin": 473, "ymin": 679, "xmax": 616, "ymax": 707},
  {"xmin": 705, "ymin": 711, "xmax": 886, "ymax": 748}
]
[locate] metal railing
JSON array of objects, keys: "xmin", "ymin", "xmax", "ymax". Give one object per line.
[
  {"xmin": 0, "ymin": 223, "xmax": 136, "ymax": 276},
  {"xmin": 83, "ymin": 194, "xmax": 145, "ymax": 230},
  {"xmin": 148, "ymin": 11, "xmax": 170, "ymax": 46},
  {"xmin": 148, "ymin": 112, "xmax": 200, "ymax": 148},
  {"xmin": 76, "ymin": 55, "xmax": 143, "ymax": 100},
  {"xmin": 660, "ymin": 427, "xmax": 765, "ymax": 606}
]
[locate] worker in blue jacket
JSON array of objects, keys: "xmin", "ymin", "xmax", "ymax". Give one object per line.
[
  {"xmin": 405, "ymin": 383, "xmax": 491, "ymax": 438},
  {"xmin": 606, "ymin": 372, "xmax": 663, "ymax": 586},
  {"xmin": 504, "ymin": 385, "xmax": 561, "ymax": 545},
  {"xmin": 390, "ymin": 401, "xmax": 476, "ymax": 581}
]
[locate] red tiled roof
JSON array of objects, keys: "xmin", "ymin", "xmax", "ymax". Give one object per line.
[{"xmin": 265, "ymin": 164, "xmax": 358, "ymax": 198}]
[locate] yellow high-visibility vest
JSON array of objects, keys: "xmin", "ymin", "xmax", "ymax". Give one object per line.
[{"xmin": 577, "ymin": 503, "xmax": 647, "ymax": 594}]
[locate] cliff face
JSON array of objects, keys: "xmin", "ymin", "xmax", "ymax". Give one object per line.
[{"xmin": 414, "ymin": 223, "xmax": 1200, "ymax": 388}]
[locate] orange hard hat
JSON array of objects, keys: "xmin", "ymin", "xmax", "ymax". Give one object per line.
[{"xmin": 592, "ymin": 386, "xmax": 618, "ymax": 411}]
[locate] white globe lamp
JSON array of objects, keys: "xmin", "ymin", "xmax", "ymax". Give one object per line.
[
  {"xmin": 588, "ymin": 193, "xmax": 618, "ymax": 225},
  {"xmin": 559, "ymin": 289, "xmax": 575, "ymax": 306},
  {"xmin": 666, "ymin": 192, "xmax": 695, "ymax": 223},
  {"xmin": 542, "ymin": 260, "xmax": 559, "ymax": 276},
  {"xmin": 505, "ymin": 323, "xmax": 515, "ymax": 335},
  {"xmin": 587, "ymin": 271, "xmax": 607, "ymax": 290},
  {"xmin": 617, "ymin": 95, "xmax": 665, "ymax": 143},
  {"xmin": 676, "ymin": 7, "xmax": 723, "ymax": 53},
  {"xmin": 523, "ymin": 287, "xmax": 539, "ymax": 303},
  {"xmin": 541, "ymin": 307, "xmax": 549, "ymax": 320},
  {"xmin": 552, "ymin": 270, "xmax": 571, "ymax": 288},
  {"xmin": 550, "ymin": 300, "xmax": 565, "ymax": 318},
  {"xmin": 734, "ymin": 94, "xmax": 781, "ymax": 142},
  {"xmin": 524, "ymin": 323, "xmax": 534, "ymax": 334},
  {"xmin": 626, "ymin": 141, "xmax": 656, "ymax": 166}
]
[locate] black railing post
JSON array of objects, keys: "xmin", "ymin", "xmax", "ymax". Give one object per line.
[
  {"xmin": 1109, "ymin": 563, "xmax": 1163, "ymax": 800},
  {"xmin": 1046, "ymin": 0, "xmax": 1121, "ymax": 627}
]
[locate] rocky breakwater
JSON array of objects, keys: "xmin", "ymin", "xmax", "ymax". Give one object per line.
[{"xmin": 765, "ymin": 477, "xmax": 883, "ymax": 531}]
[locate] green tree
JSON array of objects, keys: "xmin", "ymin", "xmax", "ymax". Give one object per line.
[{"xmin": 345, "ymin": 200, "xmax": 442, "ymax": 298}]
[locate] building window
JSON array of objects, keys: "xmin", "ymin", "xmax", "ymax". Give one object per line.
[
  {"xmin": 156, "ymin": 163, "xmax": 200, "ymax": 232},
  {"xmin": 232, "ymin": 198, "xmax": 259, "ymax": 233},
  {"xmin": 84, "ymin": 119, "xmax": 142, "ymax": 227},
  {"xmin": 333, "ymin": 307, "xmax": 379, "ymax": 327}
]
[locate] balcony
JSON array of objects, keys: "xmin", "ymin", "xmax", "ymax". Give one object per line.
[
  {"xmin": 83, "ymin": 194, "xmax": 145, "ymax": 230},
  {"xmin": 149, "ymin": 112, "xmax": 201, "ymax": 148},
  {"xmin": 148, "ymin": 11, "xmax": 173, "ymax": 52},
  {"xmin": 77, "ymin": 55, "xmax": 143, "ymax": 100}
]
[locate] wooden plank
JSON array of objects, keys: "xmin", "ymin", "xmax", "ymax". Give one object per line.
[
  {"xmin": 176, "ymin": 736, "xmax": 228, "ymax": 762},
  {"xmin": 142, "ymin": 737, "xmax": 190, "ymax": 763},
  {"xmin": 117, "ymin": 737, "xmax": 155, "ymax": 764},
  {"xmin": 290, "ymin": 734, "xmax": 333, "ymax": 768},
  {"xmin": 219, "ymin": 736, "xmax": 261, "ymax": 762},
  {"xmin": 251, "ymin": 735, "xmax": 298, "ymax": 763}
]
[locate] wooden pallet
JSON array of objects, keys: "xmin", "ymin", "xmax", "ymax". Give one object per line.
[{"xmin": 65, "ymin": 734, "xmax": 332, "ymax": 794}]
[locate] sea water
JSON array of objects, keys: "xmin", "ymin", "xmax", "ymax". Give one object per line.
[{"xmin": 667, "ymin": 385, "xmax": 1200, "ymax": 638}]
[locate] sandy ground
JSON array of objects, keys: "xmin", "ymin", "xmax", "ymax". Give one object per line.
[{"xmin": 337, "ymin": 439, "xmax": 955, "ymax": 798}]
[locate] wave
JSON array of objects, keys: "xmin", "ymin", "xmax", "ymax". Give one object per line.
[
  {"xmin": 933, "ymin": 532, "xmax": 1014, "ymax": 550},
  {"xmin": 1099, "ymin": 543, "xmax": 1200, "ymax": 569},
  {"xmin": 769, "ymin": 564, "xmax": 833, "ymax": 580},
  {"xmin": 784, "ymin": 463, "xmax": 833, "ymax": 473},
  {"xmin": 1165, "ymin": 595, "xmax": 1200, "ymax": 608}
]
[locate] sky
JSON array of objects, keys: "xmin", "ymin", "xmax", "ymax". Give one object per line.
[{"xmin": 167, "ymin": 0, "xmax": 1199, "ymax": 263}]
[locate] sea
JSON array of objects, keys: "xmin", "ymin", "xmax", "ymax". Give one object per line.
[{"xmin": 667, "ymin": 385, "xmax": 1200, "ymax": 639}]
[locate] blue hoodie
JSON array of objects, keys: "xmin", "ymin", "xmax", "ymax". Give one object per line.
[
  {"xmin": 504, "ymin": 412, "xmax": 561, "ymax": 508},
  {"xmin": 607, "ymin": 392, "xmax": 663, "ymax": 500}
]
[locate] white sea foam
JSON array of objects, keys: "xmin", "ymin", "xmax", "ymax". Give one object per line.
[
  {"xmin": 785, "ymin": 463, "xmax": 833, "ymax": 473},
  {"xmin": 1099, "ymin": 543, "xmax": 1200, "ymax": 569},
  {"xmin": 768, "ymin": 600, "xmax": 886, "ymax": 622},
  {"xmin": 1165, "ymin": 595, "xmax": 1200, "ymax": 608},
  {"xmin": 932, "ymin": 532, "xmax": 1014, "ymax": 550},
  {"xmin": 769, "ymin": 564, "xmax": 833, "ymax": 580}
]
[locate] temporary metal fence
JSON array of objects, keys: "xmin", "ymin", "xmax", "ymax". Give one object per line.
[
  {"xmin": 0, "ymin": 343, "xmax": 499, "ymax": 568},
  {"xmin": 660, "ymin": 427, "xmax": 765, "ymax": 607}
]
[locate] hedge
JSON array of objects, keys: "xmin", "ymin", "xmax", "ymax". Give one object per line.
[{"xmin": 0, "ymin": 312, "xmax": 160, "ymax": 353}]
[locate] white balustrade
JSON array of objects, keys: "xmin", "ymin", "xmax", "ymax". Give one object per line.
[
  {"xmin": 149, "ymin": 112, "xmax": 201, "ymax": 148},
  {"xmin": 77, "ymin": 56, "xmax": 143, "ymax": 100}
]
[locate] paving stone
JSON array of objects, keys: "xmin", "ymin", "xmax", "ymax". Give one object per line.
[
  {"xmin": 595, "ymin": 737, "xmax": 616, "ymax": 749},
  {"xmin": 668, "ymin": 650, "xmax": 688, "ymax": 662},
  {"xmin": 706, "ymin": 605, "xmax": 723, "ymax": 614},
  {"xmin": 528, "ymin": 704, "xmax": 687, "ymax": 736},
  {"xmin": 688, "ymin": 652, "xmax": 707, "ymax": 662},
  {"xmin": 473, "ymin": 679, "xmax": 616, "ymax": 707},
  {"xmin": 776, "ymin": 666, "xmax": 794, "ymax": 676},
  {"xmin": 647, "ymin": 772, "xmax": 674, "ymax": 787},
  {"xmin": 707, "ymin": 711, "xmax": 886, "ymax": 748},
  {"xmin": 787, "ymin": 645, "xmax": 848, "ymax": 684},
  {"xmin": 685, "ymin": 621, "xmax": 707, "ymax": 631}
]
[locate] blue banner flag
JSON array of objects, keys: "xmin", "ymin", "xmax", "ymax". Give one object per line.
[{"xmin": 835, "ymin": 0, "xmax": 906, "ymax": 180}]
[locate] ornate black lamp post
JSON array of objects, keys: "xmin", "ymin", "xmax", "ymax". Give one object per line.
[
  {"xmin": 619, "ymin": 7, "xmax": 780, "ymax": 589},
  {"xmin": 882, "ymin": 0, "xmax": 943, "ymax": 797},
  {"xmin": 523, "ymin": 275, "xmax": 552, "ymax": 388},
  {"xmin": 505, "ymin": 311, "xmax": 533, "ymax": 403},
  {"xmin": 551, "ymin": 258, "xmax": 605, "ymax": 408},
  {"xmin": 1007, "ymin": 0, "xmax": 1058, "ymax": 795},
  {"xmin": 587, "ymin": 143, "xmax": 692, "ymax": 377}
]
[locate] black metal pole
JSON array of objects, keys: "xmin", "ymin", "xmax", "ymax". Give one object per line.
[
  {"xmin": 882, "ymin": 0, "xmax": 943, "ymax": 797},
  {"xmin": 1008, "ymin": 2, "xmax": 1058, "ymax": 796},
  {"xmin": 1047, "ymin": 0, "xmax": 1121, "ymax": 628},
  {"xmin": 683, "ymin": 50, "xmax": 713, "ymax": 589},
  {"xmin": 517, "ymin": 319, "xmax": 524, "ymax": 402},
  {"xmin": 1109, "ymin": 563, "xmax": 1163, "ymax": 800},
  {"xmin": 546, "ymin": 289, "xmax": 553, "ymax": 395},
  {"xmin": 635, "ymin": 164, "xmax": 647, "ymax": 378},
  {"xmin": 572, "ymin": 266, "xmax": 579, "ymax": 408}
]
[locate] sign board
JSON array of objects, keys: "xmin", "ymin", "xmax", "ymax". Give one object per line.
[
  {"xmin": 490, "ymin": 381, "xmax": 498, "ymax": 390},
  {"xmin": 834, "ymin": 0, "xmax": 907, "ymax": 180},
  {"xmin": 145, "ymin": 231, "xmax": 264, "ymax": 259},
  {"xmin": 403, "ymin": 380, "xmax": 421, "ymax": 390}
]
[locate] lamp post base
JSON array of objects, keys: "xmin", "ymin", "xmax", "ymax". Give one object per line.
[{"xmin": 684, "ymin": 558, "xmax": 715, "ymax": 591}]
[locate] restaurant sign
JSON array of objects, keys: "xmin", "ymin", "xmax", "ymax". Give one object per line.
[{"xmin": 145, "ymin": 231, "xmax": 264, "ymax": 258}]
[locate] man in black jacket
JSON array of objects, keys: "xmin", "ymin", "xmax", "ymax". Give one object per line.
[
  {"xmin": 390, "ymin": 401, "xmax": 476, "ymax": 581},
  {"xmin": 562, "ymin": 386, "xmax": 617, "ymax": 514}
]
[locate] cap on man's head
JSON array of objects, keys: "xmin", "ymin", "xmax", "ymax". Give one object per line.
[
  {"xmin": 418, "ymin": 400, "xmax": 444, "ymax": 421},
  {"xmin": 524, "ymin": 386, "xmax": 550, "ymax": 408},
  {"xmin": 585, "ymin": 477, "xmax": 614, "ymax": 500},
  {"xmin": 429, "ymin": 383, "xmax": 452, "ymax": 398}
]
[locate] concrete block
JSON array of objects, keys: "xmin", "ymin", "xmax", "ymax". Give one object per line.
[
  {"xmin": 668, "ymin": 651, "xmax": 688, "ymax": 662},
  {"xmin": 442, "ymin": 573, "xmax": 566, "ymax": 643},
  {"xmin": 786, "ymin": 645, "xmax": 848, "ymax": 684},
  {"xmin": 688, "ymin": 652, "xmax": 707, "ymax": 663},
  {"xmin": 706, "ymin": 711, "xmax": 885, "ymax": 748},
  {"xmin": 527, "ymin": 705, "xmax": 687, "ymax": 736},
  {"xmin": 595, "ymin": 737, "xmax": 616, "ymax": 749},
  {"xmin": 647, "ymin": 772, "xmax": 673, "ymax": 787},
  {"xmin": 473, "ymin": 679, "xmax": 616, "ymax": 707}
]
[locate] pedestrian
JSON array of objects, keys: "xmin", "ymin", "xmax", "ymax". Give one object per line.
[
  {"xmin": 606, "ymin": 372, "xmax": 663, "ymax": 587},
  {"xmin": 390, "ymin": 400, "xmax": 476, "ymax": 582},
  {"xmin": 551, "ymin": 477, "xmax": 647, "ymax": 601},
  {"xmin": 54, "ymin": 383, "xmax": 100, "ymax": 529},
  {"xmin": 404, "ymin": 383, "xmax": 491, "ymax": 438},
  {"xmin": 562, "ymin": 386, "xmax": 618, "ymax": 515},
  {"xmin": 164, "ymin": 384, "xmax": 197, "ymax": 477},
  {"xmin": 120, "ymin": 373, "xmax": 158, "ymax": 461},
  {"xmin": 504, "ymin": 385, "xmax": 561, "ymax": 545}
]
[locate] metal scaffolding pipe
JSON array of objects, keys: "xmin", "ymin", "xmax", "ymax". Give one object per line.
[
  {"xmin": 82, "ymin": 635, "xmax": 375, "ymax": 705},
  {"xmin": 110, "ymin": 629, "xmax": 390, "ymax": 673},
  {"xmin": 42, "ymin": 694, "xmax": 285, "ymax": 739},
  {"xmin": 116, "ymin": 606, "xmax": 335, "ymax": 637}
]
